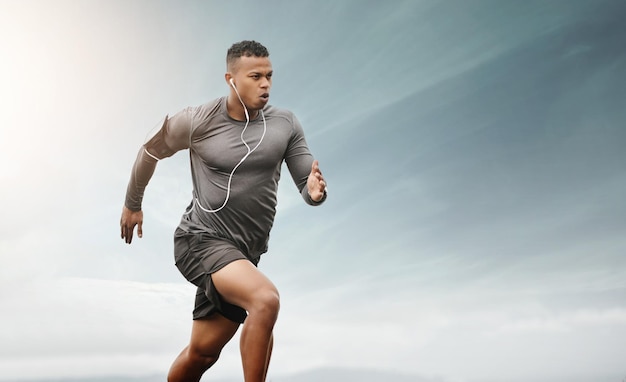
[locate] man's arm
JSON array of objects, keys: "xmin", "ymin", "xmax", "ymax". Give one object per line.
[
  {"xmin": 120, "ymin": 147, "xmax": 157, "ymax": 244},
  {"xmin": 284, "ymin": 114, "xmax": 327, "ymax": 205},
  {"xmin": 120, "ymin": 109, "xmax": 193, "ymax": 244}
]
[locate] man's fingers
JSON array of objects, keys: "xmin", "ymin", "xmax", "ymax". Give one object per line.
[
  {"xmin": 309, "ymin": 159, "xmax": 327, "ymax": 195},
  {"xmin": 125, "ymin": 225, "xmax": 134, "ymax": 244},
  {"xmin": 120, "ymin": 220, "xmax": 134, "ymax": 244},
  {"xmin": 137, "ymin": 221, "xmax": 143, "ymax": 239},
  {"xmin": 311, "ymin": 160, "xmax": 324, "ymax": 179},
  {"xmin": 307, "ymin": 160, "xmax": 327, "ymax": 202},
  {"xmin": 315, "ymin": 164, "xmax": 325, "ymax": 186},
  {"xmin": 311, "ymin": 160, "xmax": 320, "ymax": 175}
]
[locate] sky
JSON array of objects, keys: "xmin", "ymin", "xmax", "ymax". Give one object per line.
[{"xmin": 1, "ymin": 0, "xmax": 625, "ymax": 381}]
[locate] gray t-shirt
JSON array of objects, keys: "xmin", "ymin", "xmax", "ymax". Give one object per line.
[{"xmin": 125, "ymin": 96, "xmax": 325, "ymax": 259}]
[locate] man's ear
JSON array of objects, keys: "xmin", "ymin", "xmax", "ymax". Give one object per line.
[{"xmin": 225, "ymin": 72, "xmax": 232, "ymax": 85}]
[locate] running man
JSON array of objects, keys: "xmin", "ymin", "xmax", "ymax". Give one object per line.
[{"xmin": 119, "ymin": 40, "xmax": 327, "ymax": 382}]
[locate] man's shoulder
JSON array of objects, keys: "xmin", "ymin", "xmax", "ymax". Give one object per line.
[
  {"xmin": 195, "ymin": 97, "xmax": 224, "ymax": 114},
  {"xmin": 184, "ymin": 97, "xmax": 225, "ymax": 125}
]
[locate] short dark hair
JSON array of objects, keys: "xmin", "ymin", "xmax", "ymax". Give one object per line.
[{"xmin": 226, "ymin": 40, "xmax": 269, "ymax": 71}]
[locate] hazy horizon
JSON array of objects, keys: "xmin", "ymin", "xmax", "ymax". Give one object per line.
[{"xmin": 3, "ymin": 367, "xmax": 624, "ymax": 382}]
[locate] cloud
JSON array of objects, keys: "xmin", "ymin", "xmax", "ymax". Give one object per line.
[
  {"xmin": 0, "ymin": 278, "xmax": 217, "ymax": 380},
  {"xmin": 1, "ymin": 246, "xmax": 624, "ymax": 381},
  {"xmin": 493, "ymin": 308, "xmax": 626, "ymax": 334}
]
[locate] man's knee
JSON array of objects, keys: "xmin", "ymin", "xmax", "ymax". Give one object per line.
[
  {"xmin": 187, "ymin": 345, "xmax": 221, "ymax": 369},
  {"xmin": 167, "ymin": 344, "xmax": 222, "ymax": 382},
  {"xmin": 249, "ymin": 288, "xmax": 280, "ymax": 320}
]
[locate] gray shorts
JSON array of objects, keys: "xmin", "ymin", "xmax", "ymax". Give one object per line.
[{"xmin": 174, "ymin": 228, "xmax": 258, "ymax": 323}]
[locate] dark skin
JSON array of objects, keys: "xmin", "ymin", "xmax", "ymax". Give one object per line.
[{"xmin": 119, "ymin": 55, "xmax": 327, "ymax": 382}]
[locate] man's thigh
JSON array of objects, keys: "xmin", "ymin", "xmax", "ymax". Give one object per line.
[{"xmin": 210, "ymin": 259, "xmax": 279, "ymax": 313}]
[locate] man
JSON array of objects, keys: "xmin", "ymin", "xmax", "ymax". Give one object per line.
[{"xmin": 119, "ymin": 40, "xmax": 327, "ymax": 382}]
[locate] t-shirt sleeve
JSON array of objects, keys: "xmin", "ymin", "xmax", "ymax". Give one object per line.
[
  {"xmin": 284, "ymin": 114, "xmax": 327, "ymax": 206},
  {"xmin": 144, "ymin": 107, "xmax": 193, "ymax": 159},
  {"xmin": 124, "ymin": 108, "xmax": 193, "ymax": 211}
]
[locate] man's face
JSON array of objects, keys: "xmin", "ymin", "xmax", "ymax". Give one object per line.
[{"xmin": 230, "ymin": 55, "xmax": 273, "ymax": 110}]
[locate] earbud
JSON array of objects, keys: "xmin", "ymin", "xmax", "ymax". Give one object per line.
[{"xmin": 229, "ymin": 78, "xmax": 236, "ymax": 88}]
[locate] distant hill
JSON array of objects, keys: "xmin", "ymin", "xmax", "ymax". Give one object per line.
[{"xmin": 272, "ymin": 367, "xmax": 439, "ymax": 382}]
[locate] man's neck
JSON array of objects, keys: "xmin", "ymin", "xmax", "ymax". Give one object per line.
[{"xmin": 227, "ymin": 95, "xmax": 258, "ymax": 121}]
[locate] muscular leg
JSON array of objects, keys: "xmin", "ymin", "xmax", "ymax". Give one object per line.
[
  {"xmin": 211, "ymin": 259, "xmax": 280, "ymax": 382},
  {"xmin": 168, "ymin": 313, "xmax": 240, "ymax": 382},
  {"xmin": 264, "ymin": 334, "xmax": 274, "ymax": 381}
]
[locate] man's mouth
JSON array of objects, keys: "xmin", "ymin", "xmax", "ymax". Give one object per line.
[{"xmin": 260, "ymin": 93, "xmax": 269, "ymax": 101}]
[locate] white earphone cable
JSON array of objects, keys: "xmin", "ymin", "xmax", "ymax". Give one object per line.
[{"xmin": 187, "ymin": 83, "xmax": 266, "ymax": 214}]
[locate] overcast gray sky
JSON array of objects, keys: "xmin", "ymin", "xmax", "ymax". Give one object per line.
[{"xmin": 1, "ymin": 1, "xmax": 625, "ymax": 382}]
